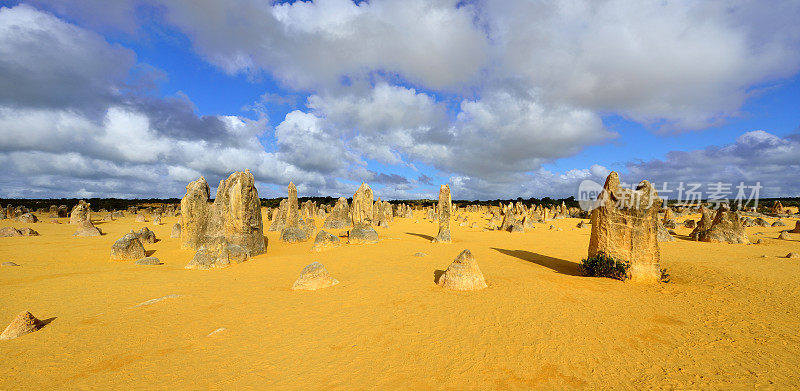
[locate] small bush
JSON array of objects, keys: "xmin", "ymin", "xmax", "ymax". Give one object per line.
[
  {"xmin": 660, "ymin": 267, "xmax": 670, "ymax": 283},
  {"xmin": 580, "ymin": 252, "xmax": 630, "ymax": 281}
]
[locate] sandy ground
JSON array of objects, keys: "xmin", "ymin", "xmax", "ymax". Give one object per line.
[{"xmin": 1, "ymin": 210, "xmax": 800, "ymax": 389}]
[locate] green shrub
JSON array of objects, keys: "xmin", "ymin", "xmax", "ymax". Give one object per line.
[
  {"xmin": 660, "ymin": 268, "xmax": 670, "ymax": 283},
  {"xmin": 579, "ymin": 252, "xmax": 630, "ymax": 281}
]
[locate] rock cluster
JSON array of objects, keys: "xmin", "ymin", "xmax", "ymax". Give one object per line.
[
  {"xmin": 0, "ymin": 227, "xmax": 39, "ymax": 237},
  {"xmin": 180, "ymin": 170, "xmax": 266, "ymax": 269},
  {"xmin": 696, "ymin": 206, "xmax": 749, "ymax": 244}
]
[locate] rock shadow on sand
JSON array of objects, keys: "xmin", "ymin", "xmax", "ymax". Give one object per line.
[
  {"xmin": 491, "ymin": 248, "xmax": 582, "ymax": 276},
  {"xmin": 405, "ymin": 232, "xmax": 435, "ymax": 241}
]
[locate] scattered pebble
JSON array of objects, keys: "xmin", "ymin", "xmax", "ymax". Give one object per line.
[
  {"xmin": 134, "ymin": 257, "xmax": 163, "ymax": 266},
  {"xmin": 133, "ymin": 294, "xmax": 182, "ymax": 308},
  {"xmin": 1, "ymin": 262, "xmax": 20, "ymax": 267},
  {"xmin": 207, "ymin": 327, "xmax": 227, "ymax": 337},
  {"xmin": 413, "ymin": 252, "xmax": 427, "ymax": 257}
]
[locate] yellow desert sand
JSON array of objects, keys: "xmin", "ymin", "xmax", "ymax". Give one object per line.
[{"xmin": 2, "ymin": 209, "xmax": 800, "ymax": 389}]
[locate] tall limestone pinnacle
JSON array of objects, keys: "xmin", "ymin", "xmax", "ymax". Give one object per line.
[
  {"xmin": 588, "ymin": 172, "xmax": 662, "ymax": 283},
  {"xmin": 181, "ymin": 170, "xmax": 266, "ymax": 269},
  {"xmin": 432, "ymin": 184, "xmax": 452, "ymax": 243},
  {"xmin": 280, "ymin": 181, "xmax": 311, "ymax": 243},
  {"xmin": 349, "ymin": 182, "xmax": 378, "ymax": 244}
]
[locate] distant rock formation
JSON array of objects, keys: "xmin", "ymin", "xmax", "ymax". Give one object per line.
[
  {"xmin": 697, "ymin": 206, "xmax": 749, "ymax": 244},
  {"xmin": 772, "ymin": 201, "xmax": 784, "ymax": 215},
  {"xmin": 170, "ymin": 223, "xmax": 181, "ymax": 238},
  {"xmin": 436, "ymin": 249, "xmax": 487, "ymax": 291},
  {"xmin": 291, "ymin": 262, "xmax": 339, "ymax": 291},
  {"xmin": 268, "ymin": 199, "xmax": 287, "ymax": 232},
  {"xmin": 588, "ymin": 172, "xmax": 662, "ymax": 283},
  {"xmin": 69, "ymin": 200, "xmax": 90, "ymax": 225},
  {"xmin": 431, "ymin": 185, "xmax": 452, "ymax": 243},
  {"xmin": 16, "ymin": 213, "xmax": 37, "ymax": 223},
  {"xmin": 323, "ymin": 197, "xmax": 351, "ymax": 229},
  {"xmin": 690, "ymin": 207, "xmax": 715, "ymax": 240}
]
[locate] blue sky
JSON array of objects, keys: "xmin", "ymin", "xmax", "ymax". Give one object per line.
[{"xmin": 0, "ymin": 1, "xmax": 798, "ymax": 200}]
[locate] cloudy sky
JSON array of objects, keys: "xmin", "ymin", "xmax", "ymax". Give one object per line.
[{"xmin": 0, "ymin": 0, "xmax": 798, "ymax": 201}]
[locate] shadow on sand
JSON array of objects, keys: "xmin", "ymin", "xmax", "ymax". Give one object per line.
[
  {"xmin": 433, "ymin": 269, "xmax": 445, "ymax": 284},
  {"xmin": 405, "ymin": 232, "xmax": 434, "ymax": 241},
  {"xmin": 491, "ymin": 248, "xmax": 582, "ymax": 276},
  {"xmin": 41, "ymin": 317, "xmax": 57, "ymax": 328}
]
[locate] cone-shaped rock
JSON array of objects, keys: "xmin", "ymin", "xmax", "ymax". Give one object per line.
[
  {"xmin": 291, "ymin": 262, "xmax": 339, "ymax": 291},
  {"xmin": 432, "ymin": 184, "xmax": 452, "ymax": 243},
  {"xmin": 0, "ymin": 311, "xmax": 44, "ymax": 340},
  {"xmin": 588, "ymin": 172, "xmax": 662, "ymax": 283},
  {"xmin": 73, "ymin": 219, "xmax": 102, "ymax": 237},
  {"xmin": 436, "ymin": 249, "xmax": 487, "ymax": 291}
]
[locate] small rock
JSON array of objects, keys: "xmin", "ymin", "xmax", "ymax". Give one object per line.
[
  {"xmin": 0, "ymin": 311, "xmax": 44, "ymax": 340},
  {"xmin": 291, "ymin": 262, "xmax": 339, "ymax": 291},
  {"xmin": 786, "ymin": 252, "xmax": 800, "ymax": 259},
  {"xmin": 1, "ymin": 262, "xmax": 20, "ymax": 266},
  {"xmin": 134, "ymin": 257, "xmax": 162, "ymax": 265},
  {"xmin": 413, "ymin": 252, "xmax": 427, "ymax": 257},
  {"xmin": 310, "ymin": 230, "xmax": 341, "ymax": 252}
]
